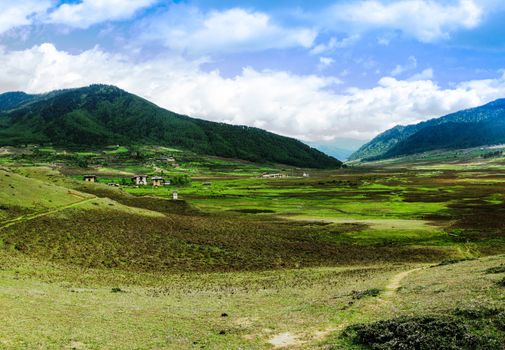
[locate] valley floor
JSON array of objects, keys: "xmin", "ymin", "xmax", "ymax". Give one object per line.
[{"xmin": 0, "ymin": 147, "xmax": 504, "ymax": 348}]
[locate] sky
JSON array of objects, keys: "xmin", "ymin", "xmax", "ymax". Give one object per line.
[{"xmin": 1, "ymin": 0, "xmax": 505, "ymax": 148}]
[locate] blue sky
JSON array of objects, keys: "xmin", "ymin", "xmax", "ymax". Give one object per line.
[{"xmin": 1, "ymin": 0, "xmax": 505, "ymax": 147}]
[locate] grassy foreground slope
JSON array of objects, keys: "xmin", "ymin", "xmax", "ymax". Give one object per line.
[
  {"xmin": 1, "ymin": 248, "xmax": 503, "ymax": 349},
  {"xmin": 0, "ymin": 168, "xmax": 94, "ymax": 221},
  {"xmin": 0, "ymin": 85, "xmax": 341, "ymax": 169}
]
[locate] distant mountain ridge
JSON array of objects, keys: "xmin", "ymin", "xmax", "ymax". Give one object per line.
[
  {"xmin": 307, "ymin": 138, "xmax": 365, "ymax": 161},
  {"xmin": 0, "ymin": 92, "xmax": 36, "ymax": 111},
  {"xmin": 0, "ymin": 85, "xmax": 341, "ymax": 168},
  {"xmin": 349, "ymin": 99, "xmax": 505, "ymax": 161}
]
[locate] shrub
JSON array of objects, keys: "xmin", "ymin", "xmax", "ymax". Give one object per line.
[
  {"xmin": 343, "ymin": 315, "xmax": 503, "ymax": 350},
  {"xmin": 352, "ymin": 288, "xmax": 381, "ymax": 300},
  {"xmin": 495, "ymin": 312, "xmax": 505, "ymax": 331},
  {"xmin": 453, "ymin": 307, "xmax": 502, "ymax": 319},
  {"xmin": 436, "ymin": 258, "xmax": 476, "ymax": 266},
  {"xmin": 76, "ymin": 157, "xmax": 88, "ymax": 168},
  {"xmin": 485, "ymin": 265, "xmax": 505, "ymax": 274}
]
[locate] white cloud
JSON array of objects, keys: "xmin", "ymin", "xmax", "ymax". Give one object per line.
[
  {"xmin": 309, "ymin": 35, "xmax": 360, "ymax": 55},
  {"xmin": 137, "ymin": 7, "xmax": 317, "ymax": 54},
  {"xmin": 1, "ymin": 43, "xmax": 505, "ymax": 142},
  {"xmin": 408, "ymin": 68, "xmax": 434, "ymax": 81},
  {"xmin": 0, "ymin": 1, "xmax": 51, "ymax": 34},
  {"xmin": 48, "ymin": 0, "xmax": 157, "ymax": 28},
  {"xmin": 318, "ymin": 56, "xmax": 335, "ymax": 70},
  {"xmin": 391, "ymin": 56, "xmax": 417, "ymax": 76},
  {"xmin": 324, "ymin": 0, "xmax": 483, "ymax": 42}
]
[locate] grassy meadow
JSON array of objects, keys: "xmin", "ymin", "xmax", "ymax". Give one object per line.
[{"xmin": 0, "ymin": 145, "xmax": 504, "ymax": 349}]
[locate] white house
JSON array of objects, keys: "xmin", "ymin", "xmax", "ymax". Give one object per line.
[
  {"xmin": 83, "ymin": 175, "xmax": 97, "ymax": 182},
  {"xmin": 151, "ymin": 176, "xmax": 164, "ymax": 187},
  {"xmin": 131, "ymin": 175, "xmax": 148, "ymax": 185},
  {"xmin": 260, "ymin": 173, "xmax": 285, "ymax": 179}
]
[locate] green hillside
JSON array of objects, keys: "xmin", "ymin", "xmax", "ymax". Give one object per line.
[
  {"xmin": 0, "ymin": 92, "xmax": 36, "ymax": 112},
  {"xmin": 350, "ymin": 99, "xmax": 505, "ymax": 161},
  {"xmin": 0, "ymin": 85, "xmax": 341, "ymax": 169}
]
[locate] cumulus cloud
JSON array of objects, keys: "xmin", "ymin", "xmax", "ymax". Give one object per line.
[
  {"xmin": 47, "ymin": 0, "xmax": 158, "ymax": 28},
  {"xmin": 324, "ymin": 0, "xmax": 483, "ymax": 42},
  {"xmin": 136, "ymin": 7, "xmax": 317, "ymax": 54},
  {"xmin": 1, "ymin": 43, "xmax": 505, "ymax": 141},
  {"xmin": 0, "ymin": 0, "xmax": 51, "ymax": 34}
]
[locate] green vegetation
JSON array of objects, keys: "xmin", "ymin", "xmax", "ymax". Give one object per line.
[{"xmin": 0, "ymin": 85, "xmax": 341, "ymax": 168}]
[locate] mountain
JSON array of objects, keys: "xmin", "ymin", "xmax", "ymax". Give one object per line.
[
  {"xmin": 0, "ymin": 85, "xmax": 341, "ymax": 168},
  {"xmin": 308, "ymin": 138, "xmax": 365, "ymax": 160},
  {"xmin": 349, "ymin": 99, "xmax": 505, "ymax": 161},
  {"xmin": 0, "ymin": 92, "xmax": 37, "ymax": 112}
]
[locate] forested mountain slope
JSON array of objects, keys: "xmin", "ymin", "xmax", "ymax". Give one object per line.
[
  {"xmin": 350, "ymin": 99, "xmax": 505, "ymax": 161},
  {"xmin": 0, "ymin": 85, "xmax": 341, "ymax": 168}
]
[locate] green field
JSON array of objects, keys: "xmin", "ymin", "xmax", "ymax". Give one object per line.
[{"xmin": 0, "ymin": 145, "xmax": 504, "ymax": 349}]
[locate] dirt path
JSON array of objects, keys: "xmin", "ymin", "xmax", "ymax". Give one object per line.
[
  {"xmin": 383, "ymin": 267, "xmax": 423, "ymax": 298},
  {"xmin": 0, "ymin": 197, "xmax": 96, "ymax": 230},
  {"xmin": 267, "ymin": 266, "xmax": 425, "ymax": 349},
  {"xmin": 269, "ymin": 333, "xmax": 298, "ymax": 348}
]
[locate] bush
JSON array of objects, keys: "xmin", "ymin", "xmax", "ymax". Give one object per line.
[
  {"xmin": 495, "ymin": 312, "xmax": 505, "ymax": 331},
  {"xmin": 453, "ymin": 307, "xmax": 502, "ymax": 319},
  {"xmin": 485, "ymin": 265, "xmax": 505, "ymax": 274},
  {"xmin": 343, "ymin": 315, "xmax": 503, "ymax": 350},
  {"xmin": 170, "ymin": 175, "xmax": 191, "ymax": 186},
  {"xmin": 76, "ymin": 157, "xmax": 88, "ymax": 168},
  {"xmin": 436, "ymin": 258, "xmax": 476, "ymax": 266},
  {"xmin": 352, "ymin": 288, "xmax": 381, "ymax": 300}
]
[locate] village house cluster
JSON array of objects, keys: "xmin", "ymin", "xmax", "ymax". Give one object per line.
[
  {"xmin": 83, "ymin": 174, "xmax": 171, "ymax": 187},
  {"xmin": 259, "ymin": 172, "xmax": 309, "ymax": 179},
  {"xmin": 83, "ymin": 174, "xmax": 178, "ymax": 200}
]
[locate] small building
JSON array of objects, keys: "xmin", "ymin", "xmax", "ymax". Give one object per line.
[
  {"xmin": 157, "ymin": 157, "xmax": 175, "ymax": 163},
  {"xmin": 83, "ymin": 175, "xmax": 97, "ymax": 182},
  {"xmin": 302, "ymin": 172, "xmax": 310, "ymax": 177},
  {"xmin": 151, "ymin": 176, "xmax": 164, "ymax": 187},
  {"xmin": 131, "ymin": 175, "xmax": 148, "ymax": 185},
  {"xmin": 260, "ymin": 173, "xmax": 285, "ymax": 179},
  {"xmin": 172, "ymin": 191, "xmax": 178, "ymax": 200},
  {"xmin": 163, "ymin": 181, "xmax": 171, "ymax": 186}
]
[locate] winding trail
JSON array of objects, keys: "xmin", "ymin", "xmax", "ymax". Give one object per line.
[
  {"xmin": 0, "ymin": 197, "xmax": 96, "ymax": 230},
  {"xmin": 268, "ymin": 266, "xmax": 426, "ymax": 348},
  {"xmin": 383, "ymin": 267, "xmax": 423, "ymax": 298}
]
